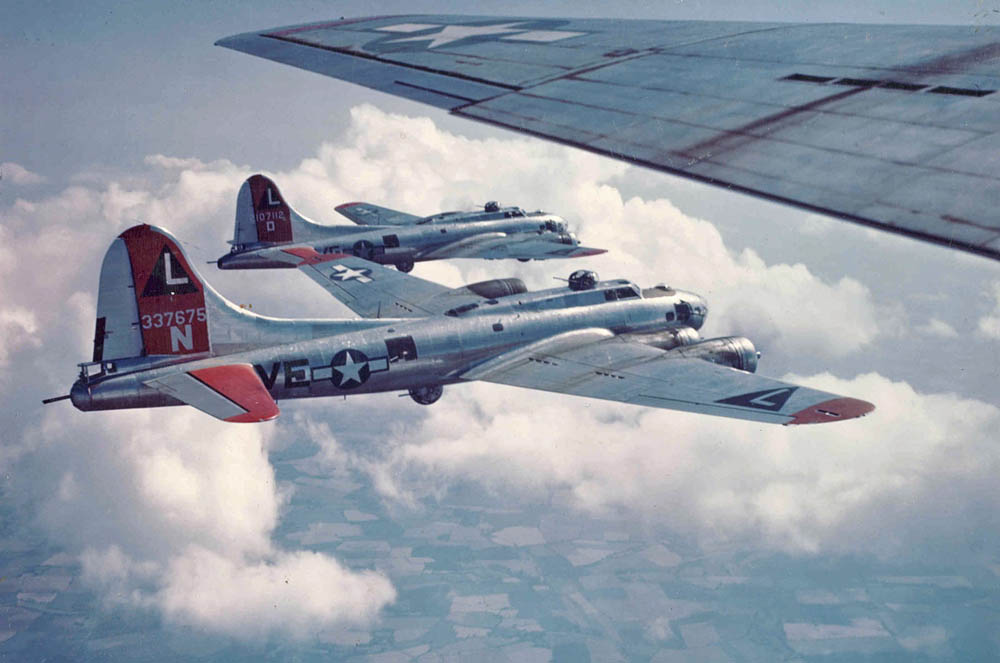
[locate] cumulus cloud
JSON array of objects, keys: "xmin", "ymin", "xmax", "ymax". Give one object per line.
[
  {"xmin": 331, "ymin": 373, "xmax": 999, "ymax": 560},
  {"xmin": 977, "ymin": 281, "xmax": 1000, "ymax": 339},
  {"xmin": 1, "ymin": 161, "xmax": 46, "ymax": 185},
  {"xmin": 81, "ymin": 544, "xmax": 394, "ymax": 639},
  {"xmin": 0, "ymin": 305, "xmax": 41, "ymax": 366},
  {"xmin": 917, "ymin": 318, "xmax": 959, "ymax": 338},
  {"xmin": 12, "ymin": 408, "xmax": 395, "ymax": 640}
]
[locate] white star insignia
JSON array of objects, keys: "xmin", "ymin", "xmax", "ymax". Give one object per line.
[
  {"xmin": 330, "ymin": 264, "xmax": 373, "ymax": 283},
  {"xmin": 333, "ymin": 352, "xmax": 366, "ymax": 386},
  {"xmin": 376, "ymin": 22, "xmax": 584, "ymax": 49}
]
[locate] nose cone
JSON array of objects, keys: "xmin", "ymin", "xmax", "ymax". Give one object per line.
[
  {"xmin": 70, "ymin": 379, "xmax": 92, "ymax": 411},
  {"xmin": 693, "ymin": 294, "xmax": 708, "ymax": 328},
  {"xmin": 676, "ymin": 291, "xmax": 708, "ymax": 330}
]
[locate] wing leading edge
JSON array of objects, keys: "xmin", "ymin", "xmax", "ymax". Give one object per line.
[
  {"xmin": 335, "ymin": 202, "xmax": 422, "ymax": 226},
  {"xmin": 218, "ymin": 16, "xmax": 1000, "ymax": 261}
]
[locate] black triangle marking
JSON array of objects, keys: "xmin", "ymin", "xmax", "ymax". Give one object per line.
[
  {"xmin": 716, "ymin": 387, "xmax": 797, "ymax": 411},
  {"xmin": 141, "ymin": 246, "xmax": 198, "ymax": 297}
]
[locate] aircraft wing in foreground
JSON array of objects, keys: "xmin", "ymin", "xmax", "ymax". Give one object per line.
[
  {"xmin": 218, "ymin": 17, "xmax": 1000, "ymax": 261},
  {"xmin": 217, "ymin": 174, "xmax": 604, "ymax": 273},
  {"xmin": 54, "ymin": 224, "xmax": 874, "ymax": 426}
]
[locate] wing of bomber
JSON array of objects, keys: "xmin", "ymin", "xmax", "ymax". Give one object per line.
[
  {"xmin": 462, "ymin": 331, "xmax": 874, "ymax": 425},
  {"xmin": 218, "ymin": 16, "xmax": 1000, "ymax": 261},
  {"xmin": 421, "ymin": 232, "xmax": 606, "ymax": 260},
  {"xmin": 144, "ymin": 364, "xmax": 280, "ymax": 423},
  {"xmin": 273, "ymin": 247, "xmax": 456, "ymax": 318},
  {"xmin": 335, "ymin": 202, "xmax": 422, "ymax": 226}
]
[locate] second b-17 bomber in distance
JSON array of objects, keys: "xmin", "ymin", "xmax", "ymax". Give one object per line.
[
  {"xmin": 57, "ymin": 224, "xmax": 874, "ymax": 426},
  {"xmin": 217, "ymin": 174, "xmax": 605, "ymax": 273}
]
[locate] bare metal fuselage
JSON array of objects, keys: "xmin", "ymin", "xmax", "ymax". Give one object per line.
[
  {"xmin": 217, "ymin": 213, "xmax": 581, "ymax": 270},
  {"xmin": 71, "ymin": 287, "xmax": 705, "ymax": 413}
]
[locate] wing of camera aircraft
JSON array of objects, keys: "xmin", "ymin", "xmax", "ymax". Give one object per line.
[{"xmin": 218, "ymin": 16, "xmax": 1000, "ymax": 261}]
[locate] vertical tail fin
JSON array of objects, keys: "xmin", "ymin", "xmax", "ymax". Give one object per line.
[
  {"xmin": 95, "ymin": 225, "xmax": 213, "ymax": 361},
  {"xmin": 93, "ymin": 224, "xmax": 397, "ymax": 365},
  {"xmin": 233, "ymin": 174, "xmax": 294, "ymax": 245}
]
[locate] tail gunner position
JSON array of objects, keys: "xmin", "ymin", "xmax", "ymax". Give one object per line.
[
  {"xmin": 52, "ymin": 224, "xmax": 874, "ymax": 426},
  {"xmin": 217, "ymin": 174, "xmax": 605, "ymax": 273}
]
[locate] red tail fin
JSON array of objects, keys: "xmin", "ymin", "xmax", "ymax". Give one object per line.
[
  {"xmin": 119, "ymin": 225, "xmax": 210, "ymax": 356},
  {"xmin": 247, "ymin": 174, "xmax": 293, "ymax": 242}
]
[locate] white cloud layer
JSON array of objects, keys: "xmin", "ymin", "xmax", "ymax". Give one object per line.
[
  {"xmin": 333, "ymin": 372, "xmax": 999, "ymax": 560},
  {"xmin": 977, "ymin": 281, "xmax": 1000, "ymax": 339},
  {"xmin": 11, "ymin": 409, "xmax": 395, "ymax": 639},
  {"xmin": 1, "ymin": 161, "xmax": 46, "ymax": 185}
]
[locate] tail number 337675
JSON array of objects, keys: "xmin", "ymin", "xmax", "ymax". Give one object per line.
[{"xmin": 141, "ymin": 307, "xmax": 206, "ymax": 329}]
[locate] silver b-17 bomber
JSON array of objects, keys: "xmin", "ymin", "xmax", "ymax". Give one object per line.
[
  {"xmin": 56, "ymin": 221, "xmax": 874, "ymax": 426},
  {"xmin": 217, "ymin": 174, "xmax": 605, "ymax": 273}
]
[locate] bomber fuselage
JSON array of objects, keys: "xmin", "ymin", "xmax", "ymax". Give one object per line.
[
  {"xmin": 70, "ymin": 283, "xmax": 707, "ymax": 412},
  {"xmin": 218, "ymin": 212, "xmax": 584, "ymax": 270}
]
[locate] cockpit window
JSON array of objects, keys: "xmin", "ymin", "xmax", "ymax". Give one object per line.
[
  {"xmin": 604, "ymin": 286, "xmax": 641, "ymax": 301},
  {"xmin": 676, "ymin": 302, "xmax": 692, "ymax": 322}
]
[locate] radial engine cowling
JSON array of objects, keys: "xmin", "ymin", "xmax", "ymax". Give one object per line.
[
  {"xmin": 667, "ymin": 336, "xmax": 759, "ymax": 373},
  {"xmin": 626, "ymin": 326, "xmax": 701, "ymax": 351}
]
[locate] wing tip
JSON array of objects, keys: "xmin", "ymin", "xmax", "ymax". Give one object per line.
[
  {"xmin": 225, "ymin": 408, "xmax": 280, "ymax": 423},
  {"xmin": 785, "ymin": 397, "xmax": 875, "ymax": 425},
  {"xmin": 571, "ymin": 247, "xmax": 608, "ymax": 258}
]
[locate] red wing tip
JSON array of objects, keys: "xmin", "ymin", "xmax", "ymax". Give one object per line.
[
  {"xmin": 336, "ymin": 202, "xmax": 363, "ymax": 210},
  {"xmin": 225, "ymin": 409, "xmax": 280, "ymax": 423},
  {"xmin": 571, "ymin": 247, "xmax": 608, "ymax": 257},
  {"xmin": 786, "ymin": 397, "xmax": 875, "ymax": 425}
]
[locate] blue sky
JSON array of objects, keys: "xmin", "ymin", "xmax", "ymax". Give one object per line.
[{"xmin": 2, "ymin": 1, "xmax": 999, "ymax": 659}]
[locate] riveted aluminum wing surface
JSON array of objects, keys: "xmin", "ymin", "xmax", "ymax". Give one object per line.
[
  {"xmin": 272, "ymin": 248, "xmax": 489, "ymax": 318},
  {"xmin": 335, "ymin": 202, "xmax": 422, "ymax": 226},
  {"xmin": 218, "ymin": 16, "xmax": 1000, "ymax": 260},
  {"xmin": 470, "ymin": 334, "xmax": 874, "ymax": 425}
]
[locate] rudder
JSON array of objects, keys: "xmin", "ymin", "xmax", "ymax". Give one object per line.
[{"xmin": 95, "ymin": 225, "xmax": 211, "ymax": 361}]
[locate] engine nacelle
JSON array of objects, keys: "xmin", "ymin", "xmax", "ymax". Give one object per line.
[
  {"xmin": 461, "ymin": 278, "xmax": 528, "ymax": 299},
  {"xmin": 626, "ymin": 327, "xmax": 701, "ymax": 351},
  {"xmin": 370, "ymin": 247, "xmax": 418, "ymax": 268},
  {"xmin": 667, "ymin": 336, "xmax": 759, "ymax": 373}
]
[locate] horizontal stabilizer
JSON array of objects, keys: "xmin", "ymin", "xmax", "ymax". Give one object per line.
[
  {"xmin": 335, "ymin": 202, "xmax": 421, "ymax": 226},
  {"xmin": 144, "ymin": 364, "xmax": 279, "ymax": 422}
]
